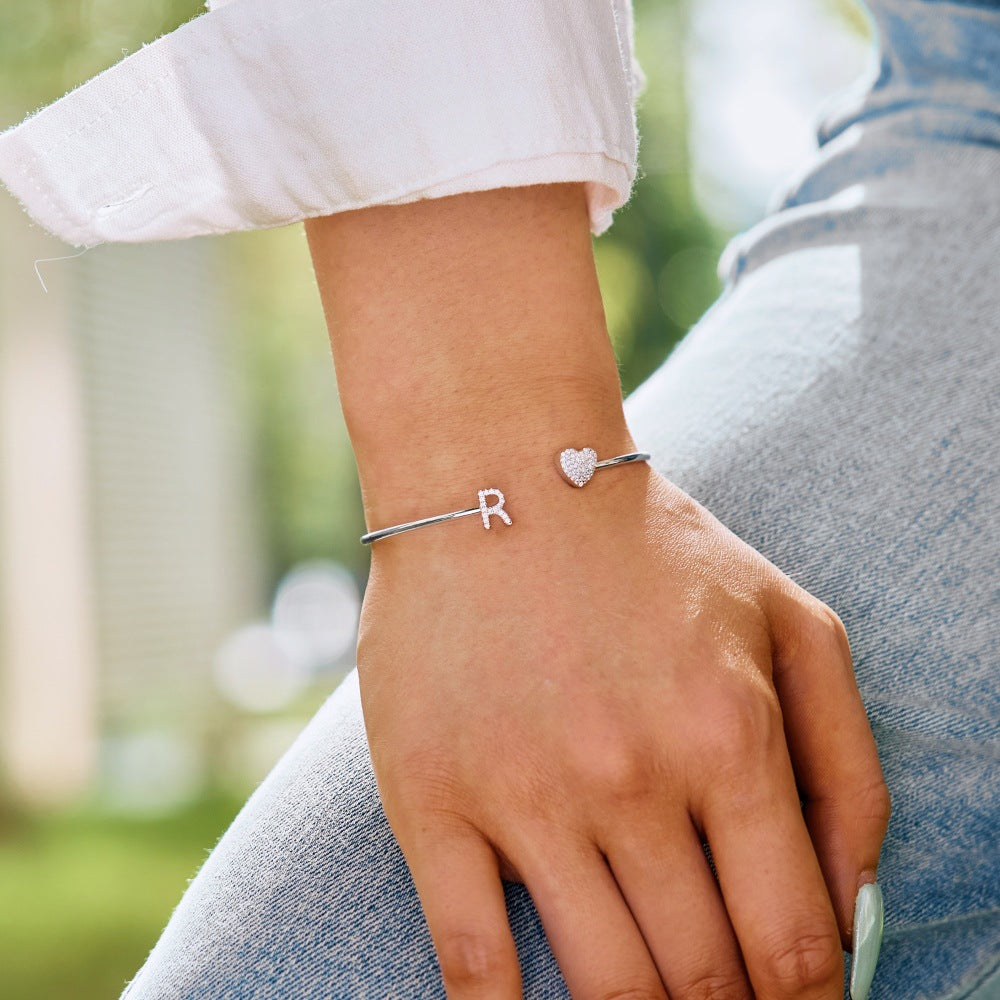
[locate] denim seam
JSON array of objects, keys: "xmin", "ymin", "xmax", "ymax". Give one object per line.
[
  {"xmin": 887, "ymin": 908, "xmax": 1000, "ymax": 938},
  {"xmin": 940, "ymin": 953, "xmax": 1000, "ymax": 1000}
]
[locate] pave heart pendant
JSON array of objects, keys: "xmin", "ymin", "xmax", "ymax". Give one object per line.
[{"xmin": 558, "ymin": 447, "xmax": 598, "ymax": 487}]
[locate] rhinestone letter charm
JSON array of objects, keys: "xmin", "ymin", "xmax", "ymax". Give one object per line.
[
  {"xmin": 558, "ymin": 448, "xmax": 598, "ymax": 487},
  {"xmin": 478, "ymin": 488, "xmax": 512, "ymax": 529}
]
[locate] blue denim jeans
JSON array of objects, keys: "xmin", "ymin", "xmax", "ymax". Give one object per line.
[{"xmin": 122, "ymin": 2, "xmax": 1000, "ymax": 996}]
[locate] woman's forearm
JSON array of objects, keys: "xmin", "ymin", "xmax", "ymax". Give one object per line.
[{"xmin": 304, "ymin": 183, "xmax": 636, "ymax": 536}]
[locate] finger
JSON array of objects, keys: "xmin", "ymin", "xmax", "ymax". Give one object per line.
[
  {"xmin": 402, "ymin": 824, "xmax": 521, "ymax": 999},
  {"xmin": 769, "ymin": 595, "xmax": 892, "ymax": 945},
  {"xmin": 602, "ymin": 812, "xmax": 752, "ymax": 998},
  {"xmin": 701, "ymin": 704, "xmax": 844, "ymax": 1000},
  {"xmin": 512, "ymin": 831, "xmax": 668, "ymax": 1000}
]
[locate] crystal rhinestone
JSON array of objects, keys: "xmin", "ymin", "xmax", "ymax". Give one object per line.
[{"xmin": 558, "ymin": 447, "xmax": 598, "ymax": 487}]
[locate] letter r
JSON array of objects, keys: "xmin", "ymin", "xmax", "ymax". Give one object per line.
[{"xmin": 477, "ymin": 488, "xmax": 512, "ymax": 530}]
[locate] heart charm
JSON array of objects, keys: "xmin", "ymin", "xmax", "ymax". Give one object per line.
[{"xmin": 558, "ymin": 447, "xmax": 598, "ymax": 487}]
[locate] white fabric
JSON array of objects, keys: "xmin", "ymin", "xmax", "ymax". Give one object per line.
[{"xmin": 0, "ymin": 0, "xmax": 644, "ymax": 247}]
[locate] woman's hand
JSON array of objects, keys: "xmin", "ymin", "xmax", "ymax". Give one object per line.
[
  {"xmin": 304, "ymin": 181, "xmax": 889, "ymax": 998},
  {"xmin": 357, "ymin": 465, "xmax": 889, "ymax": 1000}
]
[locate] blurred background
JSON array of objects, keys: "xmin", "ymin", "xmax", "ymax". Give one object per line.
[{"xmin": 0, "ymin": 1, "xmax": 871, "ymax": 996}]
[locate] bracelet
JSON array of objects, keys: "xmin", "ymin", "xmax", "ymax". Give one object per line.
[{"xmin": 359, "ymin": 447, "xmax": 650, "ymax": 545}]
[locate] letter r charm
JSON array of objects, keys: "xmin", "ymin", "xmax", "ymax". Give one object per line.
[{"xmin": 478, "ymin": 488, "xmax": 512, "ymax": 530}]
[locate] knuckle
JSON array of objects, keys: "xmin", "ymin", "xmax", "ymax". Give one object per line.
[
  {"xmin": 675, "ymin": 969, "xmax": 750, "ymax": 999},
  {"xmin": 821, "ymin": 607, "xmax": 852, "ymax": 657},
  {"xmin": 594, "ymin": 750, "xmax": 649, "ymax": 803},
  {"xmin": 808, "ymin": 602, "xmax": 851, "ymax": 657},
  {"xmin": 761, "ymin": 928, "xmax": 843, "ymax": 994},
  {"xmin": 396, "ymin": 754, "xmax": 464, "ymax": 810},
  {"xmin": 382, "ymin": 756, "xmax": 483, "ymax": 838},
  {"xmin": 435, "ymin": 929, "xmax": 511, "ymax": 989},
  {"xmin": 705, "ymin": 690, "xmax": 777, "ymax": 766},
  {"xmin": 567, "ymin": 735, "xmax": 650, "ymax": 805},
  {"xmin": 855, "ymin": 778, "xmax": 893, "ymax": 835},
  {"xmin": 817, "ymin": 603, "xmax": 846, "ymax": 635},
  {"xmin": 780, "ymin": 597, "xmax": 851, "ymax": 666}
]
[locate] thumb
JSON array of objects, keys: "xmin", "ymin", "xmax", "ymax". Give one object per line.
[{"xmin": 767, "ymin": 594, "xmax": 891, "ymax": 949}]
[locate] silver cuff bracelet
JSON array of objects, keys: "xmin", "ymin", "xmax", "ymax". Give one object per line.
[{"xmin": 359, "ymin": 447, "xmax": 650, "ymax": 545}]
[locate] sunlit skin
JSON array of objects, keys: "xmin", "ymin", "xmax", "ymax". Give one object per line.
[{"xmin": 305, "ymin": 183, "xmax": 890, "ymax": 999}]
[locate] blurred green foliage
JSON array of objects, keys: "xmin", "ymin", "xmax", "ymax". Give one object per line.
[
  {"xmin": 0, "ymin": 795, "xmax": 244, "ymax": 1000},
  {"xmin": 224, "ymin": 228, "xmax": 369, "ymax": 582},
  {"xmin": 598, "ymin": 0, "xmax": 728, "ymax": 396},
  {"xmin": 0, "ymin": 1, "xmax": 204, "ymax": 120}
]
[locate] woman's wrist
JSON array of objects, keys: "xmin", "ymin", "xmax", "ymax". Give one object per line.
[
  {"xmin": 351, "ymin": 375, "xmax": 635, "ymax": 530},
  {"xmin": 305, "ymin": 182, "xmax": 630, "ymax": 532}
]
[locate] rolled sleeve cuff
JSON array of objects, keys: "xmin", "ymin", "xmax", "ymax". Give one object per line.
[{"xmin": 0, "ymin": 0, "xmax": 642, "ymax": 246}]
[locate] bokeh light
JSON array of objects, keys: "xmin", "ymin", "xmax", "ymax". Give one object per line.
[
  {"xmin": 212, "ymin": 623, "xmax": 311, "ymax": 714},
  {"xmin": 271, "ymin": 560, "xmax": 360, "ymax": 672},
  {"xmin": 100, "ymin": 730, "xmax": 203, "ymax": 814}
]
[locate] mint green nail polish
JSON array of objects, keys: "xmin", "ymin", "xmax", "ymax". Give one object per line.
[{"xmin": 850, "ymin": 882, "xmax": 884, "ymax": 1000}]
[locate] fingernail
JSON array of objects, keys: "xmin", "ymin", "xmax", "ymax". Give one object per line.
[{"xmin": 849, "ymin": 881, "xmax": 884, "ymax": 1000}]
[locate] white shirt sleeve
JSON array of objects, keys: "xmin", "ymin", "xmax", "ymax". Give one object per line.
[{"xmin": 0, "ymin": 0, "xmax": 645, "ymax": 247}]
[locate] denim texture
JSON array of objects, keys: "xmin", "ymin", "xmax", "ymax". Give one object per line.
[{"xmin": 121, "ymin": 2, "xmax": 999, "ymax": 996}]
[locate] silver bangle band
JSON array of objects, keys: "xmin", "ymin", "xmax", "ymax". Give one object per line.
[
  {"xmin": 360, "ymin": 448, "xmax": 650, "ymax": 545},
  {"xmin": 557, "ymin": 448, "xmax": 651, "ymax": 487}
]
